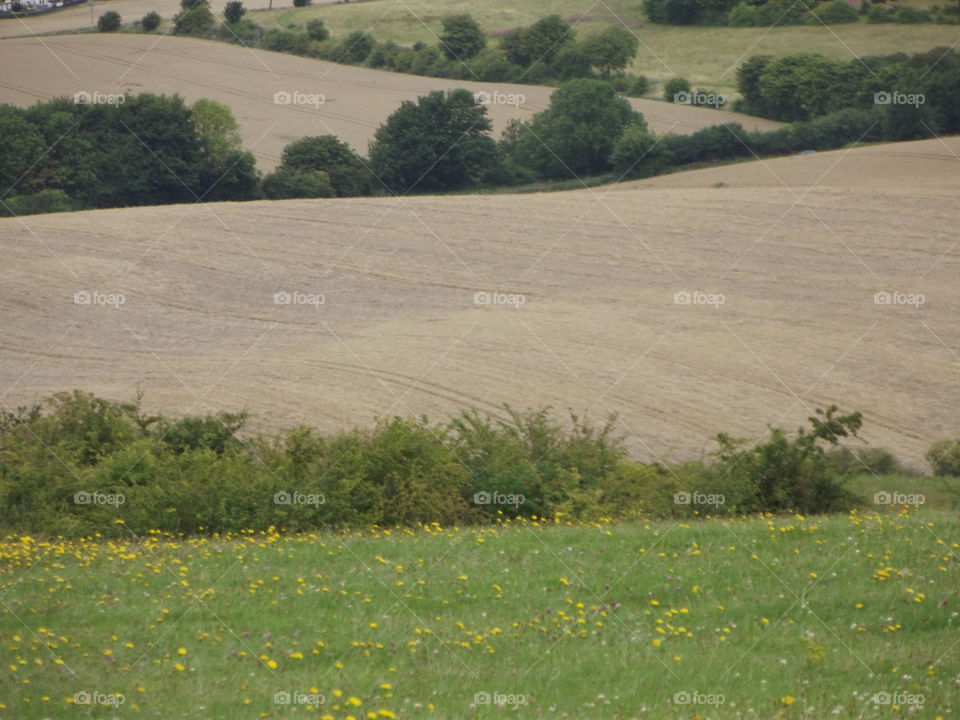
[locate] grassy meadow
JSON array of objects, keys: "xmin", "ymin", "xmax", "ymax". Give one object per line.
[{"xmin": 1, "ymin": 480, "xmax": 956, "ymax": 719}]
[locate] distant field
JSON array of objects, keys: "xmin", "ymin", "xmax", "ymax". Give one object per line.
[
  {"xmin": 0, "ymin": 34, "xmax": 781, "ymax": 170},
  {"xmin": 257, "ymin": 2, "xmax": 960, "ymax": 89}
]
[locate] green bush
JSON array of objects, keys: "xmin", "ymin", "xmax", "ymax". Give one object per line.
[
  {"xmin": 261, "ymin": 168, "xmax": 335, "ymax": 199},
  {"xmin": 811, "ymin": 0, "xmax": 860, "ymax": 23},
  {"xmin": 337, "ymin": 30, "xmax": 375, "ymax": 64},
  {"xmin": 98, "ymin": 10, "xmax": 121, "ymax": 31},
  {"xmin": 926, "ymin": 439, "xmax": 960, "ymax": 476},
  {"xmin": 141, "ymin": 10, "xmax": 161, "ymax": 31},
  {"xmin": 305, "ymin": 18, "xmax": 329, "ymax": 41},
  {"xmin": 1, "ymin": 189, "xmax": 78, "ymax": 216},
  {"xmin": 223, "ymin": 0, "xmax": 245, "ymax": 24},
  {"xmin": 824, "ymin": 446, "xmax": 903, "ymax": 476},
  {"xmin": 292, "ymin": 0, "xmax": 311, "ymax": 6},
  {"xmin": 663, "ymin": 76, "xmax": 691, "ymax": 102}
]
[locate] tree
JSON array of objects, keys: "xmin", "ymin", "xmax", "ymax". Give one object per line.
[
  {"xmin": 141, "ymin": 11, "xmax": 161, "ymax": 31},
  {"xmin": 174, "ymin": 0, "xmax": 215, "ymax": 35},
  {"xmin": 277, "ymin": 135, "xmax": 376, "ymax": 196},
  {"xmin": 223, "ymin": 0, "xmax": 245, "ymax": 24},
  {"xmin": 0, "ymin": 105, "xmax": 46, "ymax": 201},
  {"xmin": 368, "ymin": 89, "xmax": 498, "ymax": 193},
  {"xmin": 439, "ymin": 14, "xmax": 486, "ymax": 61},
  {"xmin": 581, "ymin": 26, "xmax": 639, "ymax": 76},
  {"xmin": 500, "ymin": 15, "xmax": 574, "ymax": 67},
  {"xmin": 337, "ymin": 30, "xmax": 375, "ymax": 64},
  {"xmin": 97, "ymin": 11, "xmax": 121, "ymax": 31},
  {"xmin": 305, "ymin": 18, "xmax": 329, "ymax": 41},
  {"xmin": 513, "ymin": 79, "xmax": 642, "ymax": 179},
  {"xmin": 190, "ymin": 99, "xmax": 242, "ymax": 163}
]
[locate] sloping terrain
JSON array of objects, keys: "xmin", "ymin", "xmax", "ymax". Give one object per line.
[
  {"xmin": 2, "ymin": 137, "xmax": 957, "ymax": 467},
  {"xmin": 0, "ymin": 34, "xmax": 783, "ymax": 169}
]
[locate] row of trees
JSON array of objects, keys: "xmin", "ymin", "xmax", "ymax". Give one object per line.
[
  {"xmin": 644, "ymin": 0, "xmax": 959, "ymax": 26},
  {"xmin": 3, "ymin": 391, "xmax": 930, "ymax": 537},
  {"xmin": 734, "ymin": 47, "xmax": 960, "ymax": 128},
  {"xmin": 153, "ymin": 5, "xmax": 651, "ymax": 93},
  {"xmin": 0, "ymin": 95, "xmax": 258, "ymax": 215}
]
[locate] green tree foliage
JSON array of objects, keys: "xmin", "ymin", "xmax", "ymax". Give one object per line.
[
  {"xmin": 223, "ymin": 0, "xmax": 245, "ymax": 24},
  {"xmin": 337, "ymin": 30, "xmax": 375, "ymax": 64},
  {"xmin": 305, "ymin": 18, "xmax": 329, "ymax": 41},
  {"xmin": 581, "ymin": 26, "xmax": 640, "ymax": 76},
  {"xmin": 645, "ymin": 0, "xmax": 740, "ymax": 25},
  {"xmin": 0, "ymin": 105, "xmax": 46, "ymax": 199},
  {"xmin": 500, "ymin": 15, "xmax": 574, "ymax": 66},
  {"xmin": 368, "ymin": 89, "xmax": 498, "ymax": 193},
  {"xmin": 141, "ymin": 10, "xmax": 161, "ymax": 31},
  {"xmin": 97, "ymin": 10, "xmax": 121, "ymax": 31},
  {"xmin": 1, "ymin": 93, "xmax": 259, "ymax": 211},
  {"xmin": 274, "ymin": 135, "xmax": 376, "ymax": 197},
  {"xmin": 0, "ymin": 392, "xmax": 871, "ymax": 536},
  {"xmin": 261, "ymin": 168, "xmax": 335, "ymax": 199},
  {"xmin": 663, "ymin": 76, "xmax": 691, "ymax": 101},
  {"xmin": 610, "ymin": 122, "xmax": 672, "ymax": 177},
  {"xmin": 438, "ymin": 13, "xmax": 486, "ymax": 61},
  {"xmin": 513, "ymin": 79, "xmax": 642, "ymax": 179},
  {"xmin": 926, "ymin": 439, "xmax": 960, "ymax": 476},
  {"xmin": 174, "ymin": 0, "xmax": 215, "ymax": 35}
]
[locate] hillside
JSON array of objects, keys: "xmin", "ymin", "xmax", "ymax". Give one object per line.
[
  {"xmin": 0, "ymin": 34, "xmax": 783, "ymax": 170},
  {"xmin": 1, "ymin": 137, "xmax": 957, "ymax": 467}
]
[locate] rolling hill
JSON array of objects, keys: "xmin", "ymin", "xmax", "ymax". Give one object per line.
[
  {"xmin": 0, "ymin": 34, "xmax": 783, "ymax": 170},
  {"xmin": 1, "ymin": 137, "xmax": 957, "ymax": 468}
]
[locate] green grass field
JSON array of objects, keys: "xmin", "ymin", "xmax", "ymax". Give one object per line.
[
  {"xmin": 1, "ymin": 477, "xmax": 957, "ymax": 719},
  {"xmin": 251, "ymin": 1, "xmax": 960, "ymax": 90}
]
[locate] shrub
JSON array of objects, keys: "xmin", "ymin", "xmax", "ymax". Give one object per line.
[
  {"xmin": 261, "ymin": 168, "xmax": 335, "ymax": 199},
  {"xmin": 824, "ymin": 446, "xmax": 903, "ymax": 476},
  {"xmin": 1, "ymin": 189, "xmax": 79, "ymax": 216},
  {"xmin": 811, "ymin": 0, "xmax": 860, "ymax": 23},
  {"xmin": 141, "ymin": 10, "xmax": 161, "ymax": 31},
  {"xmin": 663, "ymin": 76, "xmax": 691, "ymax": 102},
  {"xmin": 97, "ymin": 10, "xmax": 121, "ymax": 31},
  {"xmin": 627, "ymin": 74, "xmax": 651, "ymax": 96},
  {"xmin": 926, "ymin": 439, "xmax": 960, "ymax": 476},
  {"xmin": 728, "ymin": 2, "xmax": 759, "ymax": 25},
  {"xmin": 292, "ymin": 0, "xmax": 311, "ymax": 6},
  {"xmin": 709, "ymin": 406, "xmax": 864, "ymax": 513},
  {"xmin": 610, "ymin": 122, "xmax": 673, "ymax": 177},
  {"xmin": 305, "ymin": 18, "xmax": 328, "ymax": 41},
  {"xmin": 337, "ymin": 30, "xmax": 375, "ymax": 63}
]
